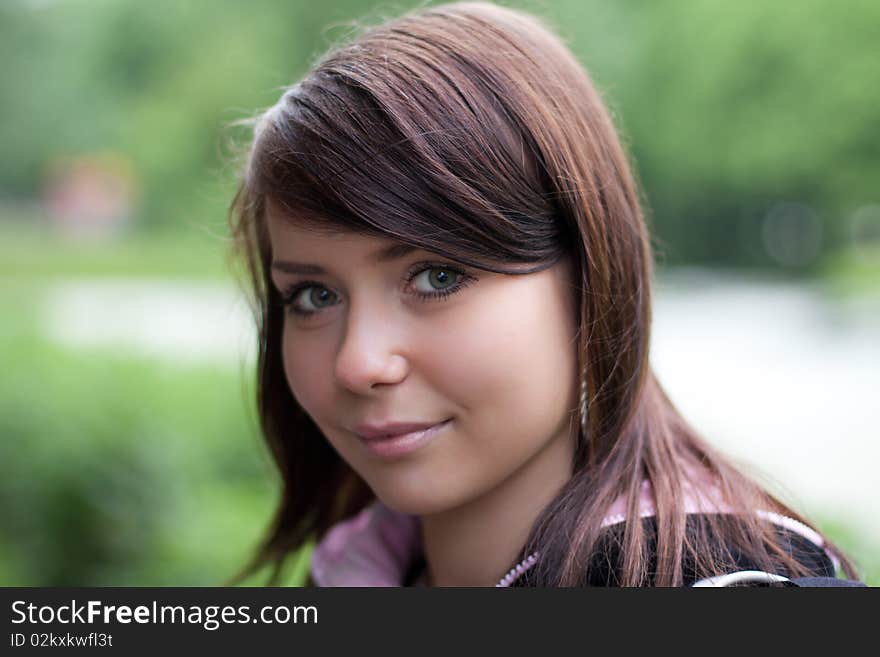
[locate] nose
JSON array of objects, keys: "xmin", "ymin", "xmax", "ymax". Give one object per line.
[{"xmin": 333, "ymin": 302, "xmax": 408, "ymax": 394}]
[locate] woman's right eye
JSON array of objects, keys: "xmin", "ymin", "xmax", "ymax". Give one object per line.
[{"xmin": 281, "ymin": 283, "xmax": 339, "ymax": 317}]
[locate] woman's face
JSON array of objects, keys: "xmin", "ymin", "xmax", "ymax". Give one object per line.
[{"xmin": 267, "ymin": 207, "xmax": 580, "ymax": 515}]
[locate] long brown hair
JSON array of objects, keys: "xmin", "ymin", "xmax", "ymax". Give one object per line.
[{"xmin": 227, "ymin": 1, "xmax": 859, "ymax": 586}]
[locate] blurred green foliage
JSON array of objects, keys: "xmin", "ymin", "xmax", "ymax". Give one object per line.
[
  {"xmin": 0, "ymin": 278, "xmax": 311, "ymax": 586},
  {"xmin": 1, "ymin": 0, "xmax": 878, "ymax": 268},
  {"xmin": 0, "ymin": 222, "xmax": 230, "ymax": 279}
]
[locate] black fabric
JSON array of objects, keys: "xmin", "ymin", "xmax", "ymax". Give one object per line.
[
  {"xmin": 403, "ymin": 554, "xmax": 427, "ymax": 587},
  {"xmin": 789, "ymin": 577, "xmax": 867, "ymax": 587},
  {"xmin": 509, "ymin": 513, "xmax": 841, "ymax": 587}
]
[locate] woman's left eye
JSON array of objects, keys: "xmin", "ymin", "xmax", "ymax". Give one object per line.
[{"xmin": 407, "ymin": 264, "xmax": 475, "ymax": 300}]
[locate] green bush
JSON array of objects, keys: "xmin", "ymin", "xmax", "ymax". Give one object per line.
[{"xmin": 0, "ymin": 296, "xmax": 305, "ymax": 585}]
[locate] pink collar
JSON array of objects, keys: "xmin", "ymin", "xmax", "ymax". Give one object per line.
[{"xmin": 309, "ymin": 499, "xmax": 423, "ymax": 587}]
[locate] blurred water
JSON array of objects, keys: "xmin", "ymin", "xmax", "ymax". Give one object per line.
[
  {"xmin": 42, "ymin": 279, "xmax": 256, "ymax": 366},
  {"xmin": 41, "ymin": 270, "xmax": 880, "ymax": 539}
]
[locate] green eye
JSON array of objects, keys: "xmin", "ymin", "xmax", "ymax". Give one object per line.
[
  {"xmin": 309, "ymin": 287, "xmax": 336, "ymax": 308},
  {"xmin": 281, "ymin": 283, "xmax": 339, "ymax": 317},
  {"xmin": 416, "ymin": 267, "xmax": 459, "ymax": 292},
  {"xmin": 407, "ymin": 264, "xmax": 475, "ymax": 303}
]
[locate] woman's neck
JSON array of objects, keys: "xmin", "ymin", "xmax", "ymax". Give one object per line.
[{"xmin": 418, "ymin": 419, "xmax": 575, "ymax": 587}]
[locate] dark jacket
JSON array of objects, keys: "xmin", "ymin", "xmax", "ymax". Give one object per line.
[{"xmin": 504, "ymin": 513, "xmax": 839, "ymax": 587}]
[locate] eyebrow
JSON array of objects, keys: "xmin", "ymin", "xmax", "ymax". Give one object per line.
[{"xmin": 271, "ymin": 242, "xmax": 420, "ymax": 275}]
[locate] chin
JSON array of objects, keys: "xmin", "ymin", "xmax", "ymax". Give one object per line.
[{"xmin": 372, "ymin": 480, "xmax": 468, "ymax": 517}]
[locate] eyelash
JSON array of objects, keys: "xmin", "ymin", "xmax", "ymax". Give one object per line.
[{"xmin": 278, "ymin": 262, "xmax": 477, "ymax": 318}]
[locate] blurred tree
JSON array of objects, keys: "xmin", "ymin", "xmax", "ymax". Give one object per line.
[{"xmin": 557, "ymin": 0, "xmax": 880, "ymax": 268}]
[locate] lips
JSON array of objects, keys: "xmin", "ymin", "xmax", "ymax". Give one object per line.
[
  {"xmin": 353, "ymin": 420, "xmax": 450, "ymax": 441},
  {"xmin": 353, "ymin": 418, "xmax": 453, "ymax": 459}
]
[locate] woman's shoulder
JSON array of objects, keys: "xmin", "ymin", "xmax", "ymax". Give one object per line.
[
  {"xmin": 588, "ymin": 512, "xmax": 836, "ymax": 587},
  {"xmin": 584, "ymin": 471, "xmax": 838, "ymax": 586},
  {"xmin": 509, "ymin": 510, "xmax": 837, "ymax": 587}
]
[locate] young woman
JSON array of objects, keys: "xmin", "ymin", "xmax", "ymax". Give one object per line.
[{"xmin": 228, "ymin": 1, "xmax": 861, "ymax": 587}]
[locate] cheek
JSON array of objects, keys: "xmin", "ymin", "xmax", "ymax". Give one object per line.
[
  {"xmin": 444, "ymin": 281, "xmax": 578, "ymax": 425},
  {"xmin": 280, "ymin": 324, "xmax": 337, "ymax": 421}
]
